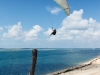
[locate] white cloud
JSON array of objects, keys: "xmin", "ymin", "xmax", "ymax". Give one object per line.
[
  {"xmin": 44, "ymin": 9, "xmax": 100, "ymax": 43},
  {"xmin": 61, "ymin": 9, "xmax": 89, "ymax": 30},
  {"xmin": 0, "ymin": 27, "xmax": 3, "ymax": 30},
  {"xmin": 46, "ymin": 6, "xmax": 61, "ymax": 14},
  {"xmin": 44, "ymin": 28, "xmax": 52, "ymax": 36},
  {"xmin": 25, "ymin": 25, "xmax": 43, "ymax": 41},
  {"xmin": 3, "ymin": 22, "xmax": 43, "ymax": 41},
  {"xmin": 3, "ymin": 22, "xmax": 23, "ymax": 39}
]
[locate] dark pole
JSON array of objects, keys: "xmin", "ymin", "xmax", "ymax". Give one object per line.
[{"xmin": 29, "ymin": 49, "xmax": 38, "ymax": 75}]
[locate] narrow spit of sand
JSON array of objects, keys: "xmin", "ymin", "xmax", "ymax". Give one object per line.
[{"xmin": 47, "ymin": 56, "xmax": 100, "ymax": 75}]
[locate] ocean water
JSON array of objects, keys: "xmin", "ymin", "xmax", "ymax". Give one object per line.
[{"xmin": 0, "ymin": 48, "xmax": 100, "ymax": 75}]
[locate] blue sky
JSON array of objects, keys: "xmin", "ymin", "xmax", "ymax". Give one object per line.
[{"xmin": 0, "ymin": 0, "xmax": 100, "ymax": 48}]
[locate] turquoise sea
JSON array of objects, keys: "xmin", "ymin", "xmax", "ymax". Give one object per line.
[{"xmin": 0, "ymin": 48, "xmax": 100, "ymax": 75}]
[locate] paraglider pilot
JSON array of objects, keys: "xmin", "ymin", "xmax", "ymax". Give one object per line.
[{"xmin": 50, "ymin": 27, "xmax": 57, "ymax": 36}]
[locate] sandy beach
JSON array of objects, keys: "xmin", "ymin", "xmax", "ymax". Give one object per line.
[{"xmin": 47, "ymin": 56, "xmax": 100, "ymax": 75}]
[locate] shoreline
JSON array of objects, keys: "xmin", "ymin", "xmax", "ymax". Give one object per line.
[{"xmin": 47, "ymin": 56, "xmax": 100, "ymax": 75}]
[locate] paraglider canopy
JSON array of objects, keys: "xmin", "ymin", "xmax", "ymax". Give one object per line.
[
  {"xmin": 54, "ymin": 0, "xmax": 70, "ymax": 16},
  {"xmin": 50, "ymin": 0, "xmax": 70, "ymax": 36}
]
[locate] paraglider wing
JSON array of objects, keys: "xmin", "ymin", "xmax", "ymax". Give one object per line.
[{"xmin": 54, "ymin": 0, "xmax": 70, "ymax": 16}]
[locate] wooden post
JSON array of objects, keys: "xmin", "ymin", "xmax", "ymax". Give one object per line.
[{"xmin": 29, "ymin": 49, "xmax": 38, "ymax": 75}]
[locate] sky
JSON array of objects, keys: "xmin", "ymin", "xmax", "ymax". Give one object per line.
[{"xmin": 0, "ymin": 0, "xmax": 100, "ymax": 48}]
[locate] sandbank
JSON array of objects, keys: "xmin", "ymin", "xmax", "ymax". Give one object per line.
[{"xmin": 47, "ymin": 56, "xmax": 100, "ymax": 75}]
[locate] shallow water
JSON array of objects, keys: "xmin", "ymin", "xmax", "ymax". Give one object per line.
[{"xmin": 0, "ymin": 48, "xmax": 100, "ymax": 75}]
